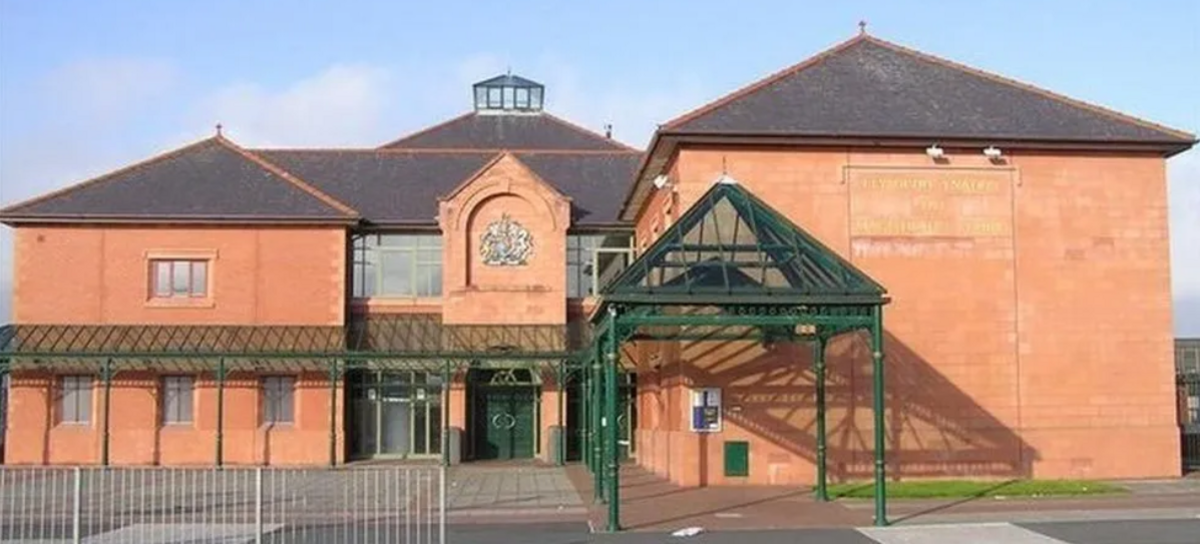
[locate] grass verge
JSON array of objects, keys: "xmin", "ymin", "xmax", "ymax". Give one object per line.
[{"xmin": 825, "ymin": 479, "xmax": 1127, "ymax": 499}]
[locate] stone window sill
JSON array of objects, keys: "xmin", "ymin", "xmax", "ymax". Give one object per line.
[{"xmin": 145, "ymin": 298, "xmax": 216, "ymax": 309}]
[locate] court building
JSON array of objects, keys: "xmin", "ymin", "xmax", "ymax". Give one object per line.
[{"xmin": 1, "ymin": 33, "xmax": 1194, "ymax": 523}]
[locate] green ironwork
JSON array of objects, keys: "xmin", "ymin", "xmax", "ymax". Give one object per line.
[
  {"xmin": 101, "ymin": 358, "xmax": 112, "ymax": 467},
  {"xmin": 579, "ymin": 180, "xmax": 890, "ymax": 531},
  {"xmin": 604, "ymin": 306, "xmax": 620, "ymax": 532},
  {"xmin": 0, "ymin": 317, "xmax": 592, "ymax": 361},
  {"xmin": 557, "ymin": 362, "xmax": 566, "ymax": 466},
  {"xmin": 1177, "ymin": 340, "xmax": 1200, "ymax": 473},
  {"xmin": 592, "ymin": 343, "xmax": 603, "ymax": 503},
  {"xmin": 216, "ymin": 357, "xmax": 226, "ymax": 466},
  {"xmin": 601, "ymin": 181, "xmax": 885, "ymax": 307},
  {"xmin": 442, "ymin": 362, "xmax": 452, "ymax": 467},
  {"xmin": 328, "ymin": 360, "xmax": 340, "ymax": 466},
  {"xmin": 871, "ymin": 305, "xmax": 887, "ymax": 526},
  {"xmin": 813, "ymin": 336, "xmax": 828, "ymax": 502}
]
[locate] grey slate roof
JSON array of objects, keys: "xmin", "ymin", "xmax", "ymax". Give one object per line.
[
  {"xmin": 667, "ymin": 36, "xmax": 1194, "ymax": 143},
  {"xmin": 0, "ymin": 138, "xmax": 355, "ymax": 223},
  {"xmin": 257, "ymin": 150, "xmax": 641, "ymax": 226},
  {"xmin": 515, "ymin": 153, "xmax": 642, "ymax": 226},
  {"xmin": 474, "ymin": 74, "xmax": 543, "ymax": 88},
  {"xmin": 381, "ymin": 112, "xmax": 636, "ymax": 151},
  {"xmin": 256, "ymin": 150, "xmax": 496, "ymax": 225}
]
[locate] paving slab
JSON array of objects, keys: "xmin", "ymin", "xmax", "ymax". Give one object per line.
[
  {"xmin": 860, "ymin": 522, "xmax": 1069, "ymax": 544},
  {"xmin": 445, "ymin": 463, "xmax": 587, "ymax": 524}
]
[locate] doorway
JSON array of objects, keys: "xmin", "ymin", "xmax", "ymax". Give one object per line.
[
  {"xmin": 347, "ymin": 370, "xmax": 443, "ymax": 460},
  {"xmin": 468, "ymin": 368, "xmax": 539, "ymax": 461}
]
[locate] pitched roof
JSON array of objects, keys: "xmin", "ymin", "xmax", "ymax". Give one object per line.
[
  {"xmin": 665, "ymin": 35, "xmax": 1194, "ymax": 144},
  {"xmin": 256, "ymin": 150, "xmax": 496, "ymax": 225},
  {"xmin": 0, "ymin": 137, "xmax": 358, "ymax": 224},
  {"xmin": 604, "ymin": 178, "xmax": 885, "ymax": 306},
  {"xmin": 515, "ymin": 152, "xmax": 642, "ymax": 226},
  {"xmin": 256, "ymin": 149, "xmax": 641, "ymax": 227},
  {"xmin": 379, "ymin": 112, "xmax": 638, "ymax": 151}
]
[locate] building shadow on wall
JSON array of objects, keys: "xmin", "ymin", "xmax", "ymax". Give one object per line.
[{"xmin": 650, "ymin": 327, "xmax": 1035, "ymax": 482}]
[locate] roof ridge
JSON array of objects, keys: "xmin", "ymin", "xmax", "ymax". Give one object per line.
[
  {"xmin": 378, "ymin": 111, "xmax": 475, "ymax": 149},
  {"xmin": 218, "ymin": 137, "xmax": 360, "ymax": 218},
  {"xmin": 662, "ymin": 33, "xmax": 870, "ymax": 131},
  {"xmin": 257, "ymin": 147, "xmax": 639, "ymax": 155},
  {"xmin": 437, "ymin": 152, "xmax": 507, "ymax": 203},
  {"xmin": 504, "ymin": 152, "xmax": 571, "ymax": 201},
  {"xmin": 863, "ymin": 36, "xmax": 1195, "ymax": 141},
  {"xmin": 540, "ymin": 112, "xmax": 642, "ymax": 152},
  {"xmin": 0, "ymin": 136, "xmax": 222, "ymax": 216}
]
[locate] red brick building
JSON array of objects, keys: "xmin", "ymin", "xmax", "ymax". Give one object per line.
[{"xmin": 0, "ymin": 34, "xmax": 1194, "ymax": 490}]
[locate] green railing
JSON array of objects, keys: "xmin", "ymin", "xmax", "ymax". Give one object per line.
[{"xmin": 1177, "ymin": 339, "xmax": 1200, "ymax": 473}]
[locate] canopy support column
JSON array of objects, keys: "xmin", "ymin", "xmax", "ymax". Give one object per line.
[
  {"xmin": 101, "ymin": 358, "xmax": 112, "ymax": 467},
  {"xmin": 557, "ymin": 360, "xmax": 566, "ymax": 467},
  {"xmin": 592, "ymin": 343, "xmax": 603, "ymax": 503},
  {"xmin": 328, "ymin": 360, "xmax": 339, "ymax": 467},
  {"xmin": 604, "ymin": 306, "xmax": 621, "ymax": 533},
  {"xmin": 581, "ymin": 359, "xmax": 590, "ymax": 471},
  {"xmin": 216, "ymin": 357, "xmax": 226, "ymax": 466},
  {"xmin": 871, "ymin": 304, "xmax": 888, "ymax": 526},
  {"xmin": 442, "ymin": 361, "xmax": 451, "ymax": 467},
  {"xmin": 813, "ymin": 335, "xmax": 828, "ymax": 502}
]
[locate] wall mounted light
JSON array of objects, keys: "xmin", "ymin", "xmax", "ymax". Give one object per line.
[
  {"xmin": 925, "ymin": 144, "xmax": 945, "ymax": 159},
  {"xmin": 983, "ymin": 146, "xmax": 1003, "ymax": 161},
  {"xmin": 652, "ymin": 174, "xmax": 672, "ymax": 190}
]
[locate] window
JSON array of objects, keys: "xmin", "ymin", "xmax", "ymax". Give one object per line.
[
  {"xmin": 58, "ymin": 376, "xmax": 93, "ymax": 424},
  {"xmin": 262, "ymin": 376, "xmax": 296, "ymax": 425},
  {"xmin": 150, "ymin": 260, "xmax": 208, "ymax": 298},
  {"xmin": 351, "ymin": 234, "xmax": 442, "ymax": 298},
  {"xmin": 161, "ymin": 376, "xmax": 194, "ymax": 425},
  {"xmin": 566, "ymin": 233, "xmax": 634, "ymax": 298}
]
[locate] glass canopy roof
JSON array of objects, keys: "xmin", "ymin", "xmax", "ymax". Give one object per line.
[{"xmin": 602, "ymin": 178, "xmax": 886, "ymax": 305}]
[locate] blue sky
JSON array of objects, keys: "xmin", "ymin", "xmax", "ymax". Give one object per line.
[{"xmin": 0, "ymin": 0, "xmax": 1197, "ymax": 332}]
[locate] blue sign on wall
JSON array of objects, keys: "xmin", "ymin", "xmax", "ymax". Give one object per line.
[{"xmin": 690, "ymin": 387, "xmax": 722, "ymax": 432}]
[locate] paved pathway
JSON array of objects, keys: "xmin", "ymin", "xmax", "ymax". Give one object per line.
[
  {"xmin": 439, "ymin": 519, "xmax": 1200, "ymax": 543},
  {"xmin": 445, "ymin": 463, "xmax": 587, "ymax": 522}
]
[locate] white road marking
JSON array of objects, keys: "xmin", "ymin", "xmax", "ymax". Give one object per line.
[
  {"xmin": 859, "ymin": 522, "xmax": 1071, "ymax": 544},
  {"xmin": 79, "ymin": 523, "xmax": 285, "ymax": 544}
]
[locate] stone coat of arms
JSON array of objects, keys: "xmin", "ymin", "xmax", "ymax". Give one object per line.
[{"xmin": 480, "ymin": 213, "xmax": 533, "ymax": 266}]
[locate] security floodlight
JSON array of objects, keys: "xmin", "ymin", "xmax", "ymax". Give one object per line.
[
  {"xmin": 925, "ymin": 145, "xmax": 945, "ymax": 159},
  {"xmin": 983, "ymin": 146, "xmax": 1003, "ymax": 160},
  {"xmin": 652, "ymin": 174, "xmax": 670, "ymax": 189}
]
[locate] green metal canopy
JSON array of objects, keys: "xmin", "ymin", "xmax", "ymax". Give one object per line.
[
  {"xmin": 584, "ymin": 177, "xmax": 891, "ymax": 532},
  {"xmin": 602, "ymin": 178, "xmax": 886, "ymax": 306},
  {"xmin": 0, "ymin": 315, "xmax": 590, "ymax": 361}
]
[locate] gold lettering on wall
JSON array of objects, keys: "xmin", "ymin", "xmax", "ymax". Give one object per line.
[{"xmin": 849, "ymin": 168, "xmax": 1013, "ymax": 239}]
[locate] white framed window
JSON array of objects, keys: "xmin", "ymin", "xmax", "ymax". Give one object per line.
[
  {"xmin": 262, "ymin": 376, "xmax": 296, "ymax": 425},
  {"xmin": 351, "ymin": 234, "xmax": 442, "ymax": 298},
  {"xmin": 161, "ymin": 376, "xmax": 194, "ymax": 425},
  {"xmin": 566, "ymin": 233, "xmax": 634, "ymax": 298},
  {"xmin": 150, "ymin": 259, "xmax": 209, "ymax": 298},
  {"xmin": 58, "ymin": 375, "xmax": 93, "ymax": 424}
]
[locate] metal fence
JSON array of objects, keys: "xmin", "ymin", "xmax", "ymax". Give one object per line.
[
  {"xmin": 0, "ymin": 466, "xmax": 445, "ymax": 543},
  {"xmin": 1180, "ymin": 372, "xmax": 1200, "ymax": 473},
  {"xmin": 1177, "ymin": 339, "xmax": 1200, "ymax": 473}
]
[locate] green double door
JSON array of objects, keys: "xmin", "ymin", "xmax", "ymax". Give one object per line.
[{"xmin": 473, "ymin": 386, "xmax": 537, "ymax": 461}]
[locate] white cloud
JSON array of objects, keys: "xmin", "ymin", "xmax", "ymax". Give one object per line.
[
  {"xmin": 44, "ymin": 58, "xmax": 177, "ymax": 122},
  {"xmin": 1169, "ymin": 149, "xmax": 1200, "ymax": 336},
  {"xmin": 194, "ymin": 64, "xmax": 394, "ymax": 147},
  {"xmin": 450, "ymin": 53, "xmax": 707, "ymax": 149},
  {"xmin": 1169, "ymin": 150, "xmax": 1200, "ymax": 295}
]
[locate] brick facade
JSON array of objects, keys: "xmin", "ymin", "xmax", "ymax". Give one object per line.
[
  {"xmin": 0, "ymin": 41, "xmax": 1188, "ymax": 479},
  {"xmin": 631, "ymin": 147, "xmax": 1180, "ymax": 484},
  {"xmin": 5, "ymin": 226, "xmax": 346, "ymax": 465}
]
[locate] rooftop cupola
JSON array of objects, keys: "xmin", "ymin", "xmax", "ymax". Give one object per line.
[{"xmin": 473, "ymin": 72, "xmax": 544, "ymax": 114}]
